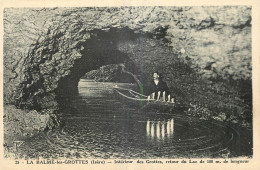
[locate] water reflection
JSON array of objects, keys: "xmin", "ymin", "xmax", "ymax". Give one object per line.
[
  {"xmin": 13, "ymin": 80, "xmax": 247, "ymax": 159},
  {"xmin": 146, "ymin": 118, "xmax": 174, "ymax": 141},
  {"xmin": 150, "ymin": 122, "xmax": 155, "ymax": 138}
]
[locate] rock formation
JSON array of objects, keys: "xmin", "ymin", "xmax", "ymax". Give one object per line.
[{"xmin": 4, "ymin": 7, "xmax": 251, "ymax": 113}]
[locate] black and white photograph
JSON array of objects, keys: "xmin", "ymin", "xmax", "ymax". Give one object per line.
[{"xmin": 1, "ymin": 1, "xmax": 259, "ymax": 169}]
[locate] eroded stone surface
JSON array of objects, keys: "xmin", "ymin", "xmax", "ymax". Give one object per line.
[{"xmin": 3, "ymin": 7, "xmax": 251, "ymax": 111}]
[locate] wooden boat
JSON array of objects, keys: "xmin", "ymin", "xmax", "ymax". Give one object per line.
[{"xmin": 113, "ymin": 86, "xmax": 176, "ymax": 110}]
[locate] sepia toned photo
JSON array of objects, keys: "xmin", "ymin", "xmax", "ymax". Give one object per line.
[{"xmin": 1, "ymin": 1, "xmax": 259, "ymax": 170}]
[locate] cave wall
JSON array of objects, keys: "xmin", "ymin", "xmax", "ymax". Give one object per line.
[{"xmin": 3, "ymin": 7, "xmax": 251, "ymax": 111}]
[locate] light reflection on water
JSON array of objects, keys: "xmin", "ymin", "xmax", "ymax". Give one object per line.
[
  {"xmin": 14, "ymin": 79, "xmax": 252, "ymax": 159},
  {"xmin": 146, "ymin": 119, "xmax": 174, "ymax": 141},
  {"xmin": 65, "ymin": 80, "xmax": 233, "ymax": 158}
]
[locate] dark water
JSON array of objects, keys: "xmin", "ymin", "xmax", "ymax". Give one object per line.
[{"xmin": 16, "ymin": 79, "xmax": 252, "ymax": 159}]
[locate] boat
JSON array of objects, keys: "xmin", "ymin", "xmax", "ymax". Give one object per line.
[{"xmin": 113, "ymin": 86, "xmax": 176, "ymax": 110}]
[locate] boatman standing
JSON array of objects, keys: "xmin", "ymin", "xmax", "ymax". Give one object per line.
[{"xmin": 147, "ymin": 71, "xmax": 174, "ymax": 103}]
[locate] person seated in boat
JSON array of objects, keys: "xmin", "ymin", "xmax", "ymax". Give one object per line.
[{"xmin": 147, "ymin": 71, "xmax": 174, "ymax": 103}]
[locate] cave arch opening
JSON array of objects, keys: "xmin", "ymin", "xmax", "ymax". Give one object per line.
[
  {"xmin": 18, "ymin": 26, "xmax": 185, "ymax": 113},
  {"xmin": 55, "ymin": 28, "xmax": 143, "ymax": 111}
]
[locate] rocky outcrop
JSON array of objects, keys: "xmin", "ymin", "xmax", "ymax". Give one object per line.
[
  {"xmin": 82, "ymin": 64, "xmax": 135, "ymax": 83},
  {"xmin": 3, "ymin": 105, "xmax": 57, "ymax": 143},
  {"xmin": 3, "ymin": 7, "xmax": 251, "ymax": 113}
]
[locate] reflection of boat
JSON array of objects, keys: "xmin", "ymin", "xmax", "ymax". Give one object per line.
[
  {"xmin": 113, "ymin": 86, "xmax": 176, "ymax": 110},
  {"xmin": 146, "ymin": 118, "xmax": 175, "ymax": 141}
]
